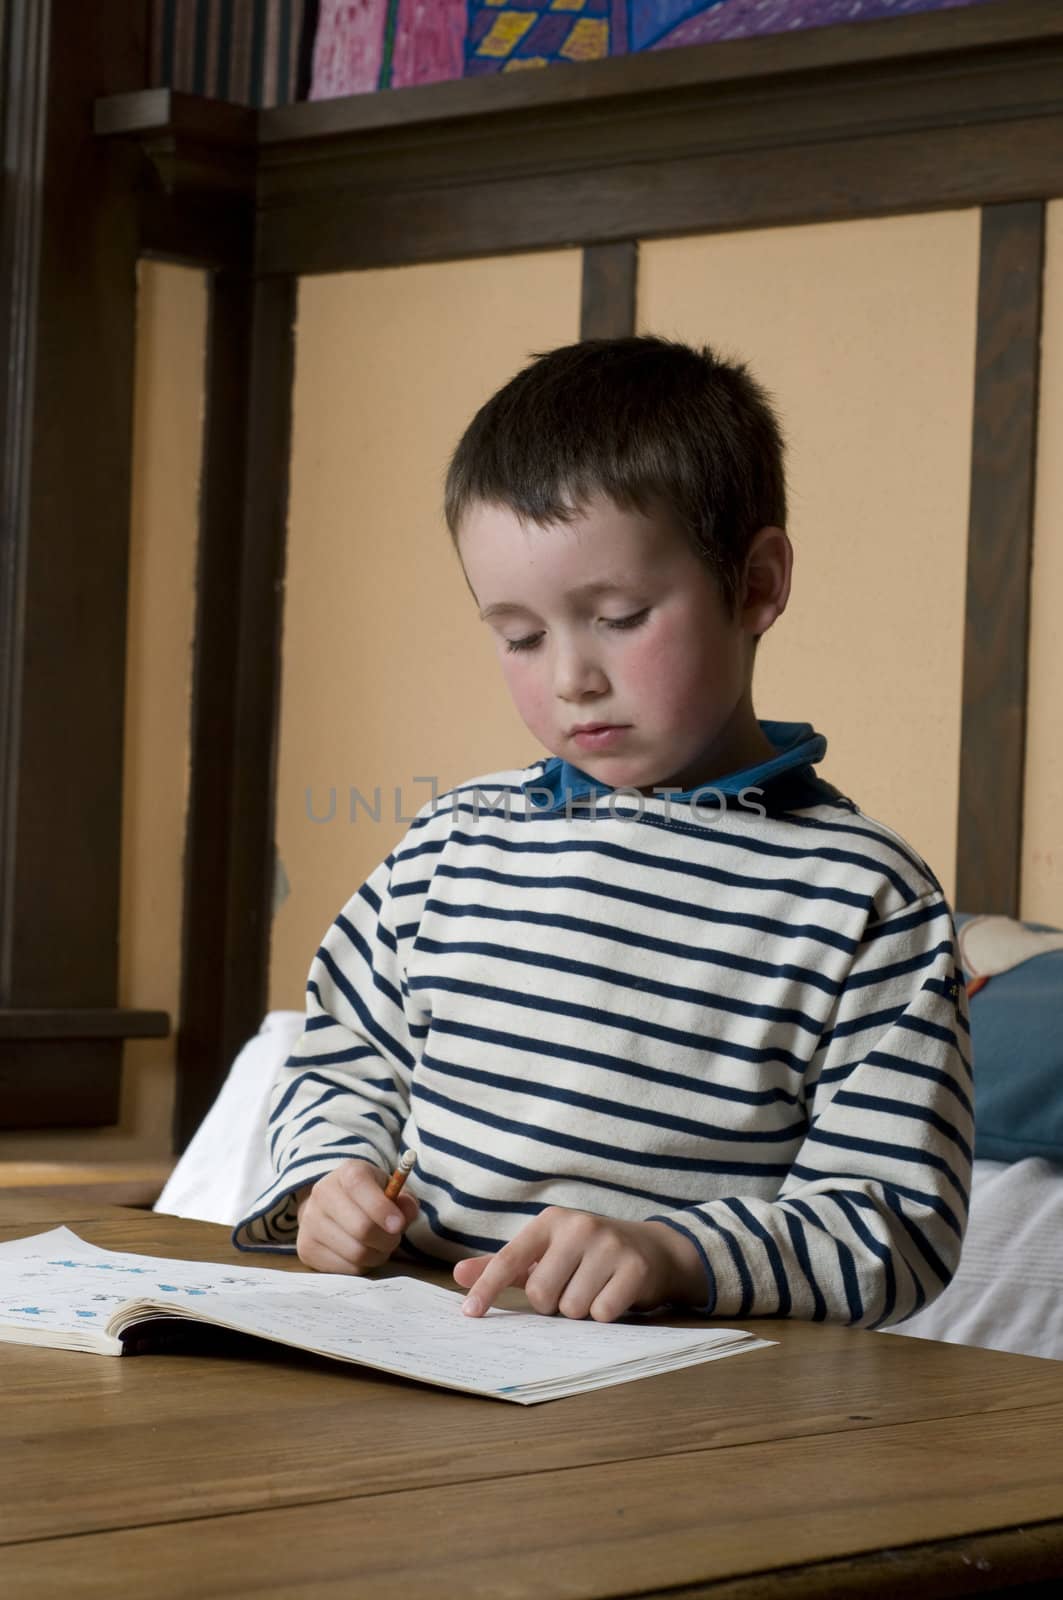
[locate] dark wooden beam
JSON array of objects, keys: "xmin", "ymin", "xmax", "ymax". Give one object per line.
[
  {"xmin": 137, "ymin": 187, "xmax": 254, "ymax": 271},
  {"xmin": 581, "ymin": 244, "xmax": 638, "ymax": 341},
  {"xmin": 94, "ymin": 86, "xmax": 256, "ymax": 145},
  {"xmin": 251, "ymin": 4, "xmax": 1063, "ymax": 276},
  {"xmin": 0, "ymin": 1010, "xmax": 169, "ymax": 1041},
  {"xmin": 0, "ymin": 0, "xmax": 150, "ymax": 1126},
  {"xmin": 0, "ymin": 1042, "xmax": 138, "ymax": 1131},
  {"xmin": 95, "ymin": 87, "xmax": 256, "ymax": 270},
  {"xmin": 0, "ymin": 1006, "xmax": 171, "ymax": 1123},
  {"xmin": 956, "ymin": 202, "xmax": 1045, "ymax": 917},
  {"xmin": 175, "ymin": 272, "xmax": 294, "ymax": 1152},
  {"xmin": 265, "ymin": 115, "xmax": 1063, "ymax": 277},
  {"xmin": 95, "ymin": 4, "xmax": 1063, "ymax": 279}
]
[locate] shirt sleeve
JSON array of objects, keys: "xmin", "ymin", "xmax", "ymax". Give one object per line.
[
  {"xmin": 650, "ymin": 892, "xmax": 974, "ymax": 1327},
  {"xmin": 231, "ymin": 852, "xmax": 417, "ymax": 1252}
]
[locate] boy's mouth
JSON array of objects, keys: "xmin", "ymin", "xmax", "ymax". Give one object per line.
[{"xmin": 568, "ymin": 723, "xmax": 629, "ymax": 751}]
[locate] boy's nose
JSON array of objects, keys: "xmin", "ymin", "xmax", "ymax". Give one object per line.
[{"xmin": 554, "ymin": 647, "xmax": 609, "ymax": 702}]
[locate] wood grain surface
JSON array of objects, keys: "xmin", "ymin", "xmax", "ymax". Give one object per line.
[{"xmin": 3, "ymin": 1197, "xmax": 1063, "ymax": 1597}]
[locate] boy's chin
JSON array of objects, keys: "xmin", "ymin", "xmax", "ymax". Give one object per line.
[
  {"xmin": 548, "ymin": 737, "xmax": 693, "ymax": 794},
  {"xmin": 563, "ymin": 753, "xmax": 670, "ymax": 794}
]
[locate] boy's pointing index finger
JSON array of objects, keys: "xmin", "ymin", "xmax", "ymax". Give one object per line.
[{"xmin": 461, "ymin": 1231, "xmax": 540, "ymax": 1317}]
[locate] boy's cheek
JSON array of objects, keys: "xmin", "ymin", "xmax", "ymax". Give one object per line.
[
  {"xmin": 624, "ymin": 614, "xmax": 695, "ymax": 679},
  {"xmin": 622, "ymin": 631, "xmax": 686, "ymax": 713},
  {"xmin": 501, "ymin": 662, "xmax": 553, "ymax": 741}
]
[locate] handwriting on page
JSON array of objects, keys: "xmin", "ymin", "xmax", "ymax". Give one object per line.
[
  {"xmin": 197, "ymin": 1276, "xmax": 721, "ymax": 1391},
  {"xmin": 0, "ymin": 1230, "xmax": 759, "ymax": 1399},
  {"xmin": 0, "ymin": 1228, "xmax": 376, "ymax": 1337}
]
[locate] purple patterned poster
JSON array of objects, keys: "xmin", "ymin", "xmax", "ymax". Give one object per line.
[{"xmin": 310, "ymin": 0, "xmax": 1002, "ymax": 97}]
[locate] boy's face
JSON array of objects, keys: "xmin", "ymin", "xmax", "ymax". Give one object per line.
[{"xmin": 458, "ymin": 492, "xmax": 776, "ymax": 794}]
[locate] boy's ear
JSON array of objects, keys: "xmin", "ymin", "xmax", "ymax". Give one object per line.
[{"xmin": 740, "ymin": 525, "xmax": 792, "ymax": 637}]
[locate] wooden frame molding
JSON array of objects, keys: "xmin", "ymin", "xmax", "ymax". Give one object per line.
[
  {"xmin": 0, "ymin": 1010, "xmax": 168, "ymax": 1041},
  {"xmin": 956, "ymin": 201, "xmax": 1046, "ymax": 917},
  {"xmin": 100, "ymin": 2, "xmax": 1063, "ymax": 276},
  {"xmin": 0, "ymin": 0, "xmax": 163, "ymax": 1129},
  {"xmin": 94, "ymin": 88, "xmax": 255, "ymax": 270},
  {"xmin": 175, "ymin": 271, "xmax": 294, "ymax": 1150},
  {"xmin": 255, "ymin": 15, "xmax": 1063, "ymax": 275},
  {"xmin": 581, "ymin": 244, "xmax": 638, "ymax": 342}
]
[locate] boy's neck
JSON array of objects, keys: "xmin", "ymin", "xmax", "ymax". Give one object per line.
[
  {"xmin": 638, "ymin": 705, "xmax": 777, "ymax": 796},
  {"xmin": 714, "ymin": 715, "xmax": 779, "ymax": 778}
]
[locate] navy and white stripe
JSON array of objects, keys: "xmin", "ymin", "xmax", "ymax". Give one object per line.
[{"xmin": 234, "ymin": 749, "xmax": 971, "ymax": 1328}]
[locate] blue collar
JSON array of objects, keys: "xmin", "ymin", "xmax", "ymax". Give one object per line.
[{"xmin": 524, "ymin": 720, "xmax": 828, "ymax": 815}]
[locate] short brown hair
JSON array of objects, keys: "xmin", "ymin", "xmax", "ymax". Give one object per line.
[{"xmin": 444, "ymin": 335, "xmax": 786, "ymax": 613}]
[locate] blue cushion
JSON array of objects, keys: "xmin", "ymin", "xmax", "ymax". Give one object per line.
[{"xmin": 957, "ymin": 916, "xmax": 1063, "ymax": 1163}]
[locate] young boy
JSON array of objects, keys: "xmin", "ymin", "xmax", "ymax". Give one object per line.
[{"xmin": 234, "ymin": 335, "xmax": 972, "ymax": 1329}]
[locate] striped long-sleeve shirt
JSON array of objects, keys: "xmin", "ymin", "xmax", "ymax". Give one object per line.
[{"xmin": 233, "ymin": 722, "xmax": 973, "ymax": 1328}]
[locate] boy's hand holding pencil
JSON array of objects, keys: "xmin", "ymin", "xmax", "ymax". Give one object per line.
[{"xmin": 295, "ymin": 1152, "xmax": 418, "ymax": 1275}]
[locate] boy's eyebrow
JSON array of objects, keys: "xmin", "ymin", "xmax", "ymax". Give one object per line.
[{"xmin": 479, "ymin": 580, "xmax": 640, "ymax": 622}]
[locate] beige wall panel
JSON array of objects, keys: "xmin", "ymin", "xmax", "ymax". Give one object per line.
[
  {"xmin": 1022, "ymin": 200, "xmax": 1063, "ymax": 928},
  {"xmin": 640, "ymin": 213, "xmax": 980, "ymax": 903},
  {"xmin": 271, "ymin": 253, "xmax": 581, "ymax": 1008},
  {"xmin": 0, "ymin": 262, "xmax": 205, "ymax": 1161}
]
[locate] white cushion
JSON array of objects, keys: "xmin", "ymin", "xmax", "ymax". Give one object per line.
[
  {"xmin": 154, "ymin": 1011, "xmax": 305, "ymax": 1226},
  {"xmin": 884, "ymin": 1157, "xmax": 1063, "ymax": 1361}
]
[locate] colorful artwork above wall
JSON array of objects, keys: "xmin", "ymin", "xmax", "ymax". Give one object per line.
[
  {"xmin": 149, "ymin": 0, "xmax": 1004, "ymax": 107},
  {"xmin": 310, "ymin": 0, "xmax": 1003, "ymax": 97}
]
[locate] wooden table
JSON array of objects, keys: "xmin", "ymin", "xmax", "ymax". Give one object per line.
[{"xmin": 3, "ymin": 1192, "xmax": 1062, "ymax": 1599}]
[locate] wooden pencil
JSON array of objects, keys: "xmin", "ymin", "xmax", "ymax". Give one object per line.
[{"xmin": 383, "ymin": 1148, "xmax": 415, "ymax": 1200}]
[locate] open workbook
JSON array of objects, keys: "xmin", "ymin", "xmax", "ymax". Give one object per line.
[{"xmin": 0, "ymin": 1226, "xmax": 773, "ymax": 1405}]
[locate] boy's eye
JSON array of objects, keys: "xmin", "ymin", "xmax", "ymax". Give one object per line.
[
  {"xmin": 502, "ymin": 609, "xmax": 647, "ymax": 653},
  {"xmin": 504, "ymin": 632, "xmax": 544, "ymax": 654},
  {"xmin": 603, "ymin": 608, "xmax": 649, "ymax": 631}
]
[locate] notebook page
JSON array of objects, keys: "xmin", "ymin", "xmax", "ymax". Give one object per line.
[
  {"xmin": 184, "ymin": 1274, "xmax": 764, "ymax": 1396},
  {"xmin": 0, "ymin": 1228, "xmax": 377, "ymax": 1344},
  {"xmin": 0, "ymin": 1231, "xmax": 772, "ymax": 1400}
]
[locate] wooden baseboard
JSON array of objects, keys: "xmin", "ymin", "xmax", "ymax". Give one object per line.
[{"xmin": 0, "ymin": 1160, "xmax": 175, "ymax": 1208}]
